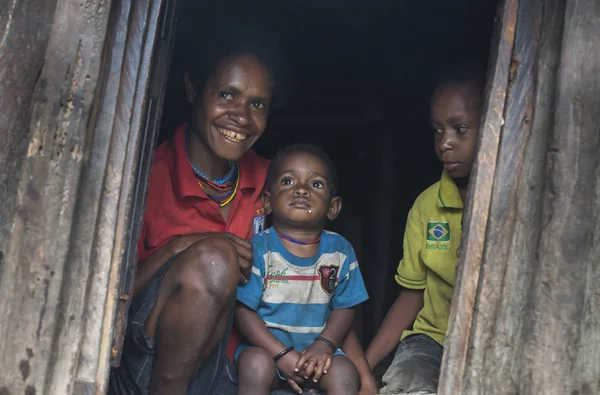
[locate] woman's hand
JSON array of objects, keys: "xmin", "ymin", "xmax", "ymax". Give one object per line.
[
  {"xmin": 170, "ymin": 232, "xmax": 253, "ymax": 283},
  {"xmin": 295, "ymin": 341, "xmax": 334, "ymax": 383},
  {"xmin": 275, "ymin": 350, "xmax": 306, "ymax": 393}
]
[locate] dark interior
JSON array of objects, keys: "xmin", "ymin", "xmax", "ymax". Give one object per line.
[{"xmin": 158, "ymin": 0, "xmax": 496, "ymax": 366}]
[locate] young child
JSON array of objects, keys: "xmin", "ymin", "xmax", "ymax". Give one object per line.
[
  {"xmin": 365, "ymin": 65, "xmax": 485, "ymax": 393},
  {"xmin": 235, "ymin": 144, "xmax": 369, "ymax": 395}
]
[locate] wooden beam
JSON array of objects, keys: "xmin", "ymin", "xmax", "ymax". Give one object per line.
[
  {"xmin": 441, "ymin": 0, "xmax": 600, "ymax": 393},
  {"xmin": 438, "ymin": 0, "xmax": 518, "ymax": 392}
]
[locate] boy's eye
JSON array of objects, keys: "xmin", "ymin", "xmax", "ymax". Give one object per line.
[
  {"xmin": 251, "ymin": 101, "xmax": 265, "ymax": 110},
  {"xmin": 311, "ymin": 180, "xmax": 324, "ymax": 189},
  {"xmin": 219, "ymin": 92, "xmax": 234, "ymax": 100},
  {"xmin": 455, "ymin": 125, "xmax": 468, "ymax": 133},
  {"xmin": 281, "ymin": 177, "xmax": 294, "ymax": 186}
]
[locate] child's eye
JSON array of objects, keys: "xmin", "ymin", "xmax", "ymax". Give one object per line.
[
  {"xmin": 456, "ymin": 125, "xmax": 468, "ymax": 133},
  {"xmin": 281, "ymin": 177, "xmax": 294, "ymax": 186},
  {"xmin": 311, "ymin": 180, "xmax": 324, "ymax": 189},
  {"xmin": 219, "ymin": 92, "xmax": 234, "ymax": 100},
  {"xmin": 433, "ymin": 127, "xmax": 443, "ymax": 134},
  {"xmin": 251, "ymin": 101, "xmax": 265, "ymax": 110}
]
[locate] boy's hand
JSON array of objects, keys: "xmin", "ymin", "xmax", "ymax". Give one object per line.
[
  {"xmin": 359, "ymin": 373, "xmax": 379, "ymax": 395},
  {"xmin": 275, "ymin": 350, "xmax": 305, "ymax": 393},
  {"xmin": 296, "ymin": 341, "xmax": 334, "ymax": 383}
]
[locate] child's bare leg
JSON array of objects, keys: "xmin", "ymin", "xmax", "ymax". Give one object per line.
[
  {"xmin": 317, "ymin": 355, "xmax": 359, "ymax": 395},
  {"xmin": 237, "ymin": 347, "xmax": 278, "ymax": 395}
]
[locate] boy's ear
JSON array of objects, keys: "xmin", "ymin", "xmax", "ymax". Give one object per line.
[
  {"xmin": 261, "ymin": 191, "xmax": 272, "ymax": 215},
  {"xmin": 184, "ymin": 72, "xmax": 197, "ymax": 104},
  {"xmin": 327, "ymin": 196, "xmax": 342, "ymax": 221}
]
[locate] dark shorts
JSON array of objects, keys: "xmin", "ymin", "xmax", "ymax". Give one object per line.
[
  {"xmin": 108, "ymin": 256, "xmax": 238, "ymax": 395},
  {"xmin": 379, "ymin": 334, "xmax": 443, "ymax": 394}
]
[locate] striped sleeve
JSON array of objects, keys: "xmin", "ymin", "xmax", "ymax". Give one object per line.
[
  {"xmin": 331, "ymin": 239, "xmax": 369, "ymax": 309},
  {"xmin": 395, "ymin": 205, "xmax": 427, "ymax": 289},
  {"xmin": 237, "ymin": 237, "xmax": 266, "ymax": 310}
]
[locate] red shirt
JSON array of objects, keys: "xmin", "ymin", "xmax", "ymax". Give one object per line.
[{"xmin": 138, "ymin": 124, "xmax": 269, "ymax": 359}]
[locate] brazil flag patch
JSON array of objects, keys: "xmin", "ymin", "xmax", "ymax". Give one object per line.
[{"xmin": 427, "ymin": 221, "xmax": 450, "ymax": 242}]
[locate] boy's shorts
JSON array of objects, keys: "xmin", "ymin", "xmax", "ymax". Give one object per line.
[
  {"xmin": 378, "ymin": 334, "xmax": 443, "ymax": 394},
  {"xmin": 108, "ymin": 255, "xmax": 238, "ymax": 395}
]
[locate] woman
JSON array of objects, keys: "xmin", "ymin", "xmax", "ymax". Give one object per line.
[{"xmin": 109, "ymin": 34, "xmax": 377, "ymax": 395}]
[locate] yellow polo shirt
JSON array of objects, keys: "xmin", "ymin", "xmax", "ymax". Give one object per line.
[{"xmin": 395, "ymin": 170, "xmax": 463, "ymax": 346}]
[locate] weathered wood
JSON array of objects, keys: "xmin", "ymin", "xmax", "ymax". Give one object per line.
[
  {"xmin": 0, "ymin": 0, "xmax": 113, "ymax": 393},
  {"xmin": 437, "ymin": 0, "xmax": 517, "ymax": 393},
  {"xmin": 441, "ymin": 0, "xmax": 600, "ymax": 394},
  {"xmin": 0, "ymin": 0, "xmax": 58, "ymax": 285}
]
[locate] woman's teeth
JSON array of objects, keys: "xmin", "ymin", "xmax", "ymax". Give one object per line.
[{"xmin": 218, "ymin": 128, "xmax": 247, "ymax": 142}]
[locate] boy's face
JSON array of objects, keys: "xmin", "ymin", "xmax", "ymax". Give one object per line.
[
  {"xmin": 431, "ymin": 83, "xmax": 481, "ymax": 180},
  {"xmin": 263, "ymin": 151, "xmax": 342, "ymax": 228},
  {"xmin": 185, "ymin": 54, "xmax": 272, "ymax": 162}
]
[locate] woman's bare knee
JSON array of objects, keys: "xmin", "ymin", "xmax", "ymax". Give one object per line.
[{"xmin": 175, "ymin": 237, "xmax": 239, "ymax": 302}]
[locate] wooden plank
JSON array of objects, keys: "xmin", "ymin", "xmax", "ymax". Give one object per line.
[
  {"xmin": 0, "ymin": 0, "xmax": 113, "ymax": 393},
  {"xmin": 442, "ymin": 0, "xmax": 600, "ymax": 394},
  {"xmin": 0, "ymin": 0, "xmax": 58, "ymax": 286},
  {"xmin": 437, "ymin": 0, "xmax": 518, "ymax": 393},
  {"xmin": 521, "ymin": 0, "xmax": 600, "ymax": 392}
]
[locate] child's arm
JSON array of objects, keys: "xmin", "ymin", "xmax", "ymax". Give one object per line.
[
  {"xmin": 365, "ymin": 288, "xmax": 424, "ymax": 369},
  {"xmin": 235, "ymin": 302, "xmax": 288, "ymax": 357}
]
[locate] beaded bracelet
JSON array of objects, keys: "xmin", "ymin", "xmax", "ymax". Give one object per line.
[
  {"xmin": 316, "ymin": 335, "xmax": 337, "ymax": 351},
  {"xmin": 273, "ymin": 346, "xmax": 294, "ymax": 362}
]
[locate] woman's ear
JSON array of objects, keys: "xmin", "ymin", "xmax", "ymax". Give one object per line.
[
  {"xmin": 184, "ymin": 72, "xmax": 197, "ymax": 104},
  {"xmin": 327, "ymin": 196, "xmax": 342, "ymax": 221},
  {"xmin": 261, "ymin": 191, "xmax": 272, "ymax": 215}
]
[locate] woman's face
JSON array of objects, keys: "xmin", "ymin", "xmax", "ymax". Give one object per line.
[{"xmin": 187, "ymin": 54, "xmax": 273, "ymax": 162}]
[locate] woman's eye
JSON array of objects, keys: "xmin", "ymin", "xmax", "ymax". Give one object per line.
[
  {"xmin": 456, "ymin": 125, "xmax": 468, "ymax": 133},
  {"xmin": 312, "ymin": 180, "xmax": 324, "ymax": 189},
  {"xmin": 433, "ymin": 127, "xmax": 443, "ymax": 134},
  {"xmin": 281, "ymin": 177, "xmax": 294, "ymax": 186},
  {"xmin": 251, "ymin": 101, "xmax": 265, "ymax": 109},
  {"xmin": 219, "ymin": 92, "xmax": 233, "ymax": 100}
]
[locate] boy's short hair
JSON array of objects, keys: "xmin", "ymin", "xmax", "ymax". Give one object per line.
[
  {"xmin": 436, "ymin": 61, "xmax": 487, "ymax": 104},
  {"xmin": 266, "ymin": 144, "xmax": 339, "ymax": 197},
  {"xmin": 184, "ymin": 27, "xmax": 287, "ymax": 108}
]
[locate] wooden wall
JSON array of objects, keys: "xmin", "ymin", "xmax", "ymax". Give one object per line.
[{"xmin": 440, "ymin": 0, "xmax": 600, "ymax": 394}]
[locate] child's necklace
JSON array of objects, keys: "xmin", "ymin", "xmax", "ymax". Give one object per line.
[{"xmin": 277, "ymin": 231, "xmax": 321, "ymax": 245}]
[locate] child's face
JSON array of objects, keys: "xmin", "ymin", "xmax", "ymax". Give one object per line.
[
  {"xmin": 431, "ymin": 83, "xmax": 481, "ymax": 180},
  {"xmin": 264, "ymin": 151, "xmax": 342, "ymax": 228},
  {"xmin": 185, "ymin": 54, "xmax": 272, "ymax": 162}
]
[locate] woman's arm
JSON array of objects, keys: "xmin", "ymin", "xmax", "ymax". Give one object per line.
[{"xmin": 365, "ymin": 288, "xmax": 424, "ymax": 369}]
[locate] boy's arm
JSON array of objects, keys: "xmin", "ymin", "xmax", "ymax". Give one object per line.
[
  {"xmin": 341, "ymin": 328, "xmax": 379, "ymax": 393},
  {"xmin": 234, "ymin": 302, "xmax": 287, "ymax": 356},
  {"xmin": 365, "ymin": 288, "xmax": 424, "ymax": 369}
]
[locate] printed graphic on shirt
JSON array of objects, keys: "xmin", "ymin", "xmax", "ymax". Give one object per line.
[
  {"xmin": 318, "ymin": 266, "xmax": 339, "ymax": 296},
  {"xmin": 427, "ymin": 221, "xmax": 450, "ymax": 242}
]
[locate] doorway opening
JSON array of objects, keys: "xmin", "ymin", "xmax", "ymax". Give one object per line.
[{"xmin": 141, "ymin": 0, "xmax": 497, "ymax": 377}]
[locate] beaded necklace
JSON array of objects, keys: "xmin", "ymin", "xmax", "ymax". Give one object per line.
[
  {"xmin": 277, "ymin": 231, "xmax": 321, "ymax": 245},
  {"xmin": 185, "ymin": 128, "xmax": 240, "ymax": 207}
]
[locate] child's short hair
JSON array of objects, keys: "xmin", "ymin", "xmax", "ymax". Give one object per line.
[
  {"xmin": 436, "ymin": 61, "xmax": 487, "ymax": 104},
  {"xmin": 184, "ymin": 27, "xmax": 287, "ymax": 108},
  {"xmin": 266, "ymin": 144, "xmax": 339, "ymax": 197}
]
